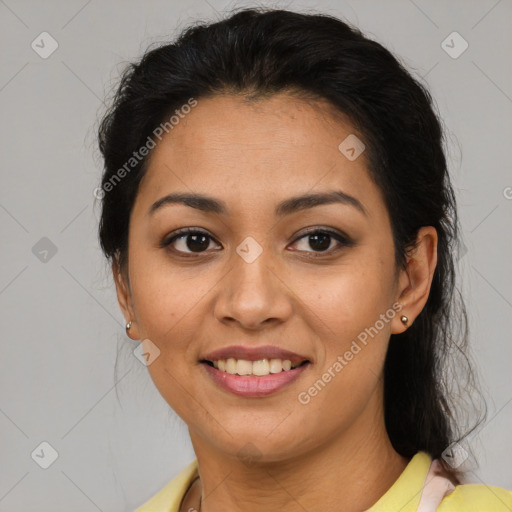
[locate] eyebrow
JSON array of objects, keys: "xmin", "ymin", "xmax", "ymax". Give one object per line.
[{"xmin": 148, "ymin": 190, "xmax": 367, "ymax": 218}]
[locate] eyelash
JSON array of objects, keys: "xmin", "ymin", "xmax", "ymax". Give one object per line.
[{"xmin": 159, "ymin": 227, "xmax": 354, "ymax": 258}]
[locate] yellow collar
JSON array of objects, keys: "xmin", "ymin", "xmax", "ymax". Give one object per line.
[
  {"xmin": 366, "ymin": 451, "xmax": 433, "ymax": 511},
  {"xmin": 136, "ymin": 451, "xmax": 433, "ymax": 512}
]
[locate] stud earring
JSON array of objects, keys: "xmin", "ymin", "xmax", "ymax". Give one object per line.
[
  {"xmin": 125, "ymin": 321, "xmax": 132, "ymax": 331},
  {"xmin": 400, "ymin": 315, "xmax": 409, "ymax": 325}
]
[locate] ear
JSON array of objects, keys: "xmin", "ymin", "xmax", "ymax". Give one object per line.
[
  {"xmin": 112, "ymin": 256, "xmax": 140, "ymax": 340},
  {"xmin": 391, "ymin": 226, "xmax": 438, "ymax": 334}
]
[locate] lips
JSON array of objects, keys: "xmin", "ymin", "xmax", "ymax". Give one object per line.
[
  {"xmin": 200, "ymin": 357, "xmax": 311, "ymax": 397},
  {"xmin": 199, "ymin": 344, "xmax": 312, "ymax": 397},
  {"xmin": 200, "ymin": 344, "xmax": 311, "ymax": 365}
]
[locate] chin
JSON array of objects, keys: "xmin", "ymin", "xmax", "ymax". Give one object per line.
[{"xmin": 208, "ymin": 426, "xmax": 308, "ymax": 464}]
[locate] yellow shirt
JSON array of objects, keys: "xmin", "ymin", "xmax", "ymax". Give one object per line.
[{"xmin": 135, "ymin": 451, "xmax": 512, "ymax": 511}]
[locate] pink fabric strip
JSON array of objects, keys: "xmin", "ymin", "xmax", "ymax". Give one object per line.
[{"xmin": 416, "ymin": 459, "xmax": 456, "ymax": 512}]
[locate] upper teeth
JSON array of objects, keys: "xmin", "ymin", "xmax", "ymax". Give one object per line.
[{"xmin": 212, "ymin": 358, "xmax": 302, "ymax": 376}]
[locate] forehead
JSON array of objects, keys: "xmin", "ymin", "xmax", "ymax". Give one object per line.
[{"xmin": 134, "ymin": 93, "xmax": 383, "ymax": 218}]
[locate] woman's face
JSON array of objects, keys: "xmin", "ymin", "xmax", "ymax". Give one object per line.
[{"xmin": 114, "ymin": 93, "xmax": 429, "ymax": 462}]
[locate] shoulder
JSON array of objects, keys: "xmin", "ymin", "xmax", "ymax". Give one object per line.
[
  {"xmin": 438, "ymin": 483, "xmax": 512, "ymax": 511},
  {"xmin": 135, "ymin": 459, "xmax": 199, "ymax": 512}
]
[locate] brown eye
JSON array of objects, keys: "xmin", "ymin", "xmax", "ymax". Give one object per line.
[
  {"xmin": 291, "ymin": 229, "xmax": 354, "ymax": 255},
  {"xmin": 161, "ymin": 228, "xmax": 221, "ymax": 255}
]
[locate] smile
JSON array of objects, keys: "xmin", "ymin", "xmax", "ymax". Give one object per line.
[{"xmin": 200, "ymin": 359, "xmax": 311, "ymax": 397}]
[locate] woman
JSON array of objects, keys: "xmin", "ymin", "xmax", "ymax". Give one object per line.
[{"xmin": 96, "ymin": 7, "xmax": 512, "ymax": 512}]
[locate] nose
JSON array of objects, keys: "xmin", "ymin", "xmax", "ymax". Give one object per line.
[{"xmin": 212, "ymin": 244, "xmax": 294, "ymax": 330}]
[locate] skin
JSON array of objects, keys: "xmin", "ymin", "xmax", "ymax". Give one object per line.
[{"xmin": 113, "ymin": 93, "xmax": 438, "ymax": 512}]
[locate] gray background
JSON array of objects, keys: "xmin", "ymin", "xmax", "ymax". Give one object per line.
[{"xmin": 1, "ymin": 0, "xmax": 511, "ymax": 511}]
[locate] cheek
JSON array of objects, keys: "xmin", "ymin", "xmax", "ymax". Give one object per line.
[
  {"xmin": 297, "ymin": 256, "xmax": 394, "ymax": 342},
  {"xmin": 127, "ymin": 257, "xmax": 213, "ymax": 411},
  {"xmin": 294, "ymin": 254, "xmax": 394, "ymax": 394},
  {"xmin": 129, "ymin": 244, "xmax": 208, "ymax": 340},
  {"xmin": 294, "ymin": 271, "xmax": 392, "ymax": 437},
  {"xmin": 130, "ymin": 266, "xmax": 206, "ymax": 418}
]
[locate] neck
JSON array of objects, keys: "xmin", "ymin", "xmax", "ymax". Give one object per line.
[{"xmin": 186, "ymin": 392, "xmax": 410, "ymax": 512}]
